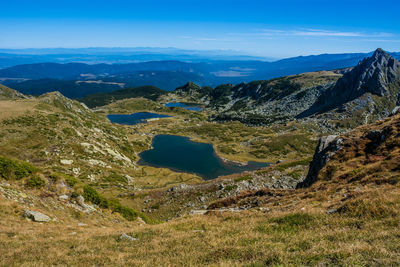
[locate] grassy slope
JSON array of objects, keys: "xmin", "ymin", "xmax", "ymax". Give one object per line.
[{"xmin": 1, "ymin": 92, "xmax": 400, "ymax": 265}]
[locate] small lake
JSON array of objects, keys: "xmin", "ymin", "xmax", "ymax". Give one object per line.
[
  {"xmin": 165, "ymin": 102, "xmax": 203, "ymax": 111},
  {"xmin": 107, "ymin": 112, "xmax": 171, "ymax": 125},
  {"xmin": 138, "ymin": 135, "xmax": 269, "ymax": 180}
]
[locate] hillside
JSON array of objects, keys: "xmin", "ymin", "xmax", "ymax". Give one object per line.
[
  {"xmin": 79, "ymin": 85, "xmax": 166, "ymax": 108},
  {"xmin": 1, "ymin": 97, "xmax": 400, "ymax": 265}
]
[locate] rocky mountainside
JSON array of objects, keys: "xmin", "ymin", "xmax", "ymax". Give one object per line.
[
  {"xmin": 298, "ymin": 107, "xmax": 400, "ymax": 188},
  {"xmin": 299, "ymin": 48, "xmax": 400, "ymax": 118},
  {"xmin": 174, "ymin": 71, "xmax": 341, "ymax": 125},
  {"xmin": 174, "ymin": 49, "xmax": 400, "ymax": 128}
]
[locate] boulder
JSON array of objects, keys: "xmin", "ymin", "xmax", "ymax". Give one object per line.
[
  {"xmin": 60, "ymin": 159, "xmax": 73, "ymax": 165},
  {"xmin": 391, "ymin": 106, "xmax": 400, "ymax": 116},
  {"xmin": 24, "ymin": 210, "xmax": 51, "ymax": 222},
  {"xmin": 119, "ymin": 233, "xmax": 137, "ymax": 241},
  {"xmin": 59, "ymin": 195, "xmax": 69, "ymax": 201},
  {"xmin": 297, "ymin": 135, "xmax": 343, "ymax": 188}
]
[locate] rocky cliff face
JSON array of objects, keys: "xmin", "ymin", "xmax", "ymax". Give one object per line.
[
  {"xmin": 296, "ymin": 135, "xmax": 343, "ymax": 188},
  {"xmin": 299, "ymin": 48, "xmax": 400, "ymax": 118},
  {"xmin": 297, "ymin": 108, "xmax": 400, "ymax": 188}
]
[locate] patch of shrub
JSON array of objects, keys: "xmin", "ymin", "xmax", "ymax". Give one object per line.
[
  {"xmin": 102, "ymin": 173, "xmax": 127, "ymax": 184},
  {"xmin": 26, "ymin": 175, "xmax": 46, "ymax": 188},
  {"xmin": 62, "ymin": 174, "xmax": 79, "ymax": 187},
  {"xmin": 275, "ymin": 157, "xmax": 312, "ymax": 171},
  {"xmin": 0, "ymin": 156, "xmax": 38, "ymax": 180},
  {"xmin": 83, "ymin": 185, "xmax": 107, "ymax": 207},
  {"xmin": 62, "ymin": 127, "xmax": 76, "ymax": 137},
  {"xmin": 234, "ymin": 175, "xmax": 253, "ymax": 183},
  {"xmin": 82, "ymin": 185, "xmax": 153, "ymax": 223},
  {"xmin": 224, "ymin": 185, "xmax": 238, "ymax": 192}
]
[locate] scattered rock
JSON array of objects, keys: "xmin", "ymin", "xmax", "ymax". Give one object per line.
[
  {"xmin": 24, "ymin": 210, "xmax": 51, "ymax": 222},
  {"xmin": 167, "ymin": 184, "xmax": 190, "ymax": 192},
  {"xmin": 327, "ymin": 208, "xmax": 338, "ymax": 214},
  {"xmin": 60, "ymin": 159, "xmax": 74, "ymax": 165},
  {"xmin": 76, "ymin": 196, "xmax": 85, "ymax": 206},
  {"xmin": 190, "ymin": 210, "xmax": 208, "ymax": 215},
  {"xmin": 119, "ymin": 233, "xmax": 137, "ymax": 241},
  {"xmin": 59, "ymin": 195, "xmax": 69, "ymax": 201}
]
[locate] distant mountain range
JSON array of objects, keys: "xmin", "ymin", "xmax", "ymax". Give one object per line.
[
  {"xmin": 0, "ymin": 47, "xmax": 271, "ymax": 68},
  {"xmin": 175, "ymin": 49, "xmax": 400, "ymax": 128},
  {"xmin": 0, "ymin": 49, "xmax": 399, "ymax": 98}
]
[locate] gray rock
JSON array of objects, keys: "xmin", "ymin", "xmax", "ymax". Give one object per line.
[
  {"xmin": 59, "ymin": 195, "xmax": 69, "ymax": 201},
  {"xmin": 327, "ymin": 208, "xmax": 338, "ymax": 214},
  {"xmin": 24, "ymin": 210, "xmax": 51, "ymax": 222},
  {"xmin": 297, "ymin": 135, "xmax": 343, "ymax": 188},
  {"xmin": 119, "ymin": 233, "xmax": 137, "ymax": 241},
  {"xmin": 391, "ymin": 106, "xmax": 400, "ymax": 116},
  {"xmin": 76, "ymin": 196, "xmax": 85, "ymax": 206}
]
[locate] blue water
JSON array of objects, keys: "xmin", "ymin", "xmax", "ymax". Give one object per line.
[
  {"xmin": 165, "ymin": 102, "xmax": 203, "ymax": 111},
  {"xmin": 107, "ymin": 112, "xmax": 171, "ymax": 125},
  {"xmin": 138, "ymin": 135, "xmax": 269, "ymax": 180}
]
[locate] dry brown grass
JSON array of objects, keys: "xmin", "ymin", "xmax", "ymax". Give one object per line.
[
  {"xmin": 0, "ymin": 100, "xmax": 36, "ymax": 120},
  {"xmin": 1, "ymin": 184, "xmax": 400, "ymax": 267}
]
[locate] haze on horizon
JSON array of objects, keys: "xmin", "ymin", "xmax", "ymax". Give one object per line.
[{"xmin": 1, "ymin": 0, "xmax": 400, "ymax": 58}]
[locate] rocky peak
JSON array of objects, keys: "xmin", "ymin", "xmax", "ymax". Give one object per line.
[
  {"xmin": 335, "ymin": 48, "xmax": 399, "ymax": 98},
  {"xmin": 175, "ymin": 81, "xmax": 201, "ymax": 93},
  {"xmin": 299, "ymin": 49, "xmax": 400, "ymax": 118}
]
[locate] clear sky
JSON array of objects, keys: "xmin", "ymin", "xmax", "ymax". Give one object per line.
[{"xmin": 1, "ymin": 0, "xmax": 400, "ymax": 58}]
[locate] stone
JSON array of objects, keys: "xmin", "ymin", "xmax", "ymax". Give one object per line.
[
  {"xmin": 76, "ymin": 195, "xmax": 85, "ymax": 206},
  {"xmin": 119, "ymin": 233, "xmax": 137, "ymax": 241},
  {"xmin": 391, "ymin": 106, "xmax": 400, "ymax": 116},
  {"xmin": 327, "ymin": 208, "xmax": 338, "ymax": 214},
  {"xmin": 24, "ymin": 210, "xmax": 51, "ymax": 222},
  {"xmin": 60, "ymin": 159, "xmax": 73, "ymax": 165},
  {"xmin": 59, "ymin": 195, "xmax": 69, "ymax": 201},
  {"xmin": 297, "ymin": 135, "xmax": 343, "ymax": 188}
]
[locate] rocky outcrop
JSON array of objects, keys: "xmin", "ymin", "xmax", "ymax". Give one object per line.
[
  {"xmin": 23, "ymin": 210, "xmax": 51, "ymax": 222},
  {"xmin": 299, "ymin": 48, "xmax": 400, "ymax": 117},
  {"xmin": 297, "ymin": 135, "xmax": 343, "ymax": 188}
]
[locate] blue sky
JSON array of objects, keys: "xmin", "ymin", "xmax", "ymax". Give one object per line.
[{"xmin": 1, "ymin": 0, "xmax": 400, "ymax": 57}]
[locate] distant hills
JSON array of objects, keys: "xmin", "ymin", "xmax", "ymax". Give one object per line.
[
  {"xmin": 79, "ymin": 85, "xmax": 166, "ymax": 108},
  {"xmin": 1, "ymin": 49, "xmax": 399, "ymax": 98},
  {"xmin": 0, "ymin": 47, "xmax": 270, "ymax": 68}
]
